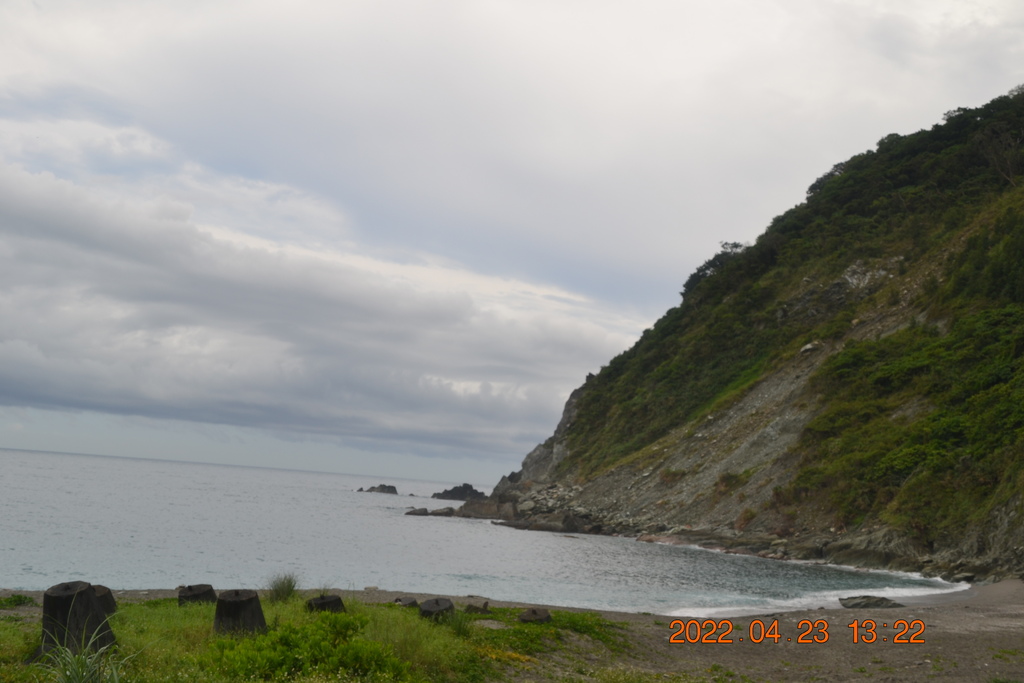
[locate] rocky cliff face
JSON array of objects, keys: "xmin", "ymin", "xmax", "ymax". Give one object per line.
[
  {"xmin": 462, "ymin": 90, "xmax": 1024, "ymax": 584},
  {"xmin": 467, "ymin": 258, "xmax": 1024, "ymax": 584}
]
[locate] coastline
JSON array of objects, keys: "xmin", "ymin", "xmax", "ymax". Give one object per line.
[{"xmin": 4, "ymin": 579, "xmax": 1024, "ymax": 681}]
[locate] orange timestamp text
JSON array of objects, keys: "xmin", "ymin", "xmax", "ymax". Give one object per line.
[{"xmin": 668, "ymin": 618, "xmax": 926, "ymax": 644}]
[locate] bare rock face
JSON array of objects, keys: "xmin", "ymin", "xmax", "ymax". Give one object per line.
[{"xmin": 492, "ymin": 385, "xmax": 587, "ymax": 502}]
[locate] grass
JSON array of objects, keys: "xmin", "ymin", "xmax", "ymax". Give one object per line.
[
  {"xmin": 0, "ymin": 596, "xmax": 630, "ymax": 682},
  {"xmin": 0, "ymin": 595, "xmax": 36, "ymax": 609},
  {"xmin": 266, "ymin": 572, "xmax": 300, "ymax": 603},
  {"xmin": 36, "ymin": 632, "xmax": 133, "ymax": 683}
]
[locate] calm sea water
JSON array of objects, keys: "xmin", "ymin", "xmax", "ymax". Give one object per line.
[{"xmin": 0, "ymin": 449, "xmax": 964, "ymax": 616}]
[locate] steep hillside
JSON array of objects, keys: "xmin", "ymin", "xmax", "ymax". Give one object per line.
[{"xmin": 467, "ymin": 86, "xmax": 1024, "ymax": 582}]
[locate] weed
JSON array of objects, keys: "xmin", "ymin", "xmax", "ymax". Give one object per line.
[
  {"xmin": 36, "ymin": 620, "xmax": 134, "ymax": 683},
  {"xmin": 266, "ymin": 572, "xmax": 299, "ymax": 603}
]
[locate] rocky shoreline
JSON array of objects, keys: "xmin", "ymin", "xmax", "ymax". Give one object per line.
[{"xmin": 455, "ymin": 483, "xmax": 1019, "ymax": 586}]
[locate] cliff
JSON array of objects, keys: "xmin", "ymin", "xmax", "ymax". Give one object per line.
[{"xmin": 466, "ymin": 87, "xmax": 1024, "ymax": 584}]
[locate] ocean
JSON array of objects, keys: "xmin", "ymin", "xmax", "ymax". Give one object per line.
[{"xmin": 0, "ymin": 448, "xmax": 965, "ymax": 616}]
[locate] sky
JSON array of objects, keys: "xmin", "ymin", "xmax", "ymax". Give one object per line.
[{"xmin": 1, "ymin": 0, "xmax": 1023, "ymax": 487}]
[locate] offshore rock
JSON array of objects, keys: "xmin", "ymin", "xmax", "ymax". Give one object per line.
[
  {"xmin": 432, "ymin": 483, "xmax": 487, "ymax": 501},
  {"xmin": 363, "ymin": 484, "xmax": 398, "ymax": 494}
]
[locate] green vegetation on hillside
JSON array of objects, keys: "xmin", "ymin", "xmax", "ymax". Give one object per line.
[{"xmin": 559, "ymin": 85, "xmax": 1024, "ymax": 538}]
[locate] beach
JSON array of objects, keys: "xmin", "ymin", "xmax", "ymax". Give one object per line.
[{"xmin": 4, "ymin": 579, "xmax": 1023, "ymax": 681}]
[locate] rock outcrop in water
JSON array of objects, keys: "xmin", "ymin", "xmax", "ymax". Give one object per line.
[{"xmin": 360, "ymin": 484, "xmax": 398, "ymax": 494}]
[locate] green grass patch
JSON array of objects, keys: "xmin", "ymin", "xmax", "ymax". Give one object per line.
[
  {"xmin": 0, "ymin": 595, "xmax": 36, "ymax": 609},
  {"xmin": 0, "ymin": 597, "xmax": 629, "ymax": 682},
  {"xmin": 470, "ymin": 607, "xmax": 628, "ymax": 658}
]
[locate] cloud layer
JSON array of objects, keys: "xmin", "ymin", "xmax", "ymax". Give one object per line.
[
  {"xmin": 1, "ymin": 0, "xmax": 1024, "ymax": 475},
  {"xmin": 0, "ymin": 147, "xmax": 640, "ymax": 461}
]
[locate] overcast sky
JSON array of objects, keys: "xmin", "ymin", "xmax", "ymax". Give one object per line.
[{"xmin": 1, "ymin": 0, "xmax": 1023, "ymax": 486}]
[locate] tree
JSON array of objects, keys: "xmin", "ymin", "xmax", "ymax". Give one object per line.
[{"xmin": 974, "ymin": 121, "xmax": 1024, "ymax": 187}]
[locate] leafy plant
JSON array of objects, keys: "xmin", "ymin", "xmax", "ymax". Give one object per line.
[{"xmin": 208, "ymin": 611, "xmax": 408, "ymax": 680}]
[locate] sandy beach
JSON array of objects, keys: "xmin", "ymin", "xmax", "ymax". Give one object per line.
[{"xmin": 4, "ymin": 580, "xmax": 1024, "ymax": 681}]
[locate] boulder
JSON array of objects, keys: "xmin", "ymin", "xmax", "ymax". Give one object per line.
[
  {"xmin": 405, "ymin": 508, "xmax": 429, "ymax": 516},
  {"xmin": 178, "ymin": 584, "xmax": 218, "ymax": 606},
  {"xmin": 393, "ymin": 596, "xmax": 419, "ymax": 608},
  {"xmin": 429, "ymin": 507, "xmax": 456, "ymax": 517},
  {"xmin": 364, "ymin": 484, "xmax": 398, "ymax": 494},
  {"xmin": 431, "ymin": 483, "xmax": 487, "ymax": 501},
  {"xmin": 419, "ymin": 597, "xmax": 454, "ymax": 620},
  {"xmin": 839, "ymin": 595, "xmax": 905, "ymax": 609},
  {"xmin": 518, "ymin": 607, "xmax": 552, "ymax": 623}
]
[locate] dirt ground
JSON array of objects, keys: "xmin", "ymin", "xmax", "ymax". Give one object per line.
[{"xmin": 4, "ymin": 580, "xmax": 1024, "ymax": 681}]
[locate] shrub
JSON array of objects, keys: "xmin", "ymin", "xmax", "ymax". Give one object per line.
[{"xmin": 208, "ymin": 611, "xmax": 409, "ymax": 680}]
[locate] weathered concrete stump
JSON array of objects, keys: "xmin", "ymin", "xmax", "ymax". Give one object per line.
[
  {"xmin": 465, "ymin": 601, "xmax": 490, "ymax": 614},
  {"xmin": 518, "ymin": 607, "xmax": 552, "ymax": 623},
  {"xmin": 305, "ymin": 595, "xmax": 345, "ymax": 613},
  {"xmin": 39, "ymin": 581, "xmax": 115, "ymax": 655},
  {"xmin": 93, "ymin": 585, "xmax": 117, "ymax": 615},
  {"xmin": 214, "ymin": 589, "xmax": 267, "ymax": 634},
  {"xmin": 418, "ymin": 597, "xmax": 454, "ymax": 620},
  {"xmin": 178, "ymin": 584, "xmax": 217, "ymax": 606}
]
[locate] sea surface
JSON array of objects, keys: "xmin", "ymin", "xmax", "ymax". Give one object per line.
[{"xmin": 0, "ymin": 449, "xmax": 965, "ymax": 616}]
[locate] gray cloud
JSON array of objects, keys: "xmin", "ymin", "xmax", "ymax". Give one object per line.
[
  {"xmin": 0, "ymin": 159, "xmax": 639, "ymax": 460},
  {"xmin": 1, "ymin": 0, "xmax": 1024, "ymax": 474}
]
